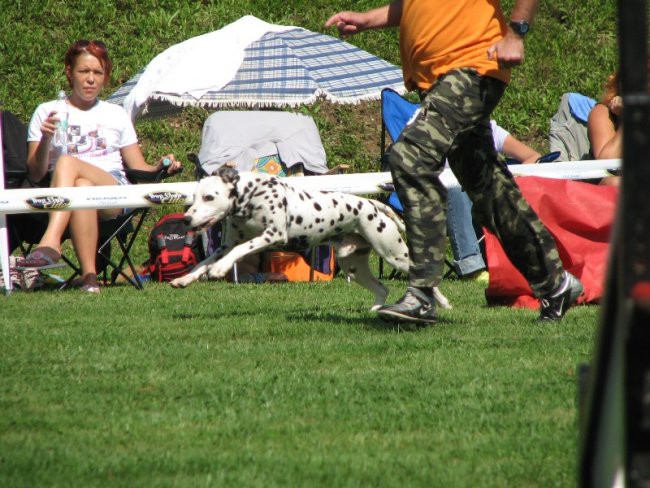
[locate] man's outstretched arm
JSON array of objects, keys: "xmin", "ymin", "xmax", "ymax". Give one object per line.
[{"xmin": 325, "ymin": 1, "xmax": 402, "ymax": 38}]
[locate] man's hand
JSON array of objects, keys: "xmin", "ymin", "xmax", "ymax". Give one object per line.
[
  {"xmin": 487, "ymin": 29, "xmax": 526, "ymax": 68},
  {"xmin": 325, "ymin": 11, "xmax": 369, "ymax": 38}
]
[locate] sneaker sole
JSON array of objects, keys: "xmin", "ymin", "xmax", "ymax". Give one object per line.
[
  {"xmin": 539, "ymin": 277, "xmax": 584, "ymax": 322},
  {"xmin": 377, "ymin": 309, "xmax": 437, "ymax": 325}
]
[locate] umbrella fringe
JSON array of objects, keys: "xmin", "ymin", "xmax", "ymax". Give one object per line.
[
  {"xmin": 145, "ymin": 88, "xmax": 407, "ymax": 111},
  {"xmin": 323, "ymin": 88, "xmax": 407, "ymax": 105}
]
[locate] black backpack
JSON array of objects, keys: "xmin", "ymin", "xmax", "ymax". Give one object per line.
[{"xmin": 147, "ymin": 213, "xmax": 205, "ymax": 282}]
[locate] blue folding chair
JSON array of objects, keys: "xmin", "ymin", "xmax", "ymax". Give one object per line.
[{"xmin": 380, "ymin": 88, "xmax": 419, "ymax": 215}]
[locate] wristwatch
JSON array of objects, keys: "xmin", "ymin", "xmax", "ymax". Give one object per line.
[{"xmin": 509, "ymin": 20, "xmax": 530, "ymax": 37}]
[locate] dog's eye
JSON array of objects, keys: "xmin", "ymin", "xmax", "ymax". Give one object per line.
[{"xmin": 203, "ymin": 195, "xmax": 215, "ymax": 202}]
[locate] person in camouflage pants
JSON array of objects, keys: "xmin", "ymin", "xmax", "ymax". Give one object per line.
[
  {"xmin": 327, "ymin": 0, "xmax": 584, "ymax": 324},
  {"xmin": 386, "ymin": 68, "xmax": 564, "ymax": 296}
]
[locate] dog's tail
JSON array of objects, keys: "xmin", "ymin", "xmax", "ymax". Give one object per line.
[{"xmin": 372, "ymin": 200, "xmax": 405, "ymax": 233}]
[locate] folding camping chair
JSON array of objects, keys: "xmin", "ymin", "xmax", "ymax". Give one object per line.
[
  {"xmin": 1, "ymin": 109, "xmax": 172, "ymax": 290},
  {"xmin": 2, "ymin": 110, "xmax": 74, "ymax": 288},
  {"xmin": 378, "ymin": 88, "xmax": 458, "ymax": 280},
  {"xmin": 189, "ymin": 110, "xmax": 340, "ymax": 283},
  {"xmin": 548, "ymin": 92, "xmax": 597, "ymax": 162}
]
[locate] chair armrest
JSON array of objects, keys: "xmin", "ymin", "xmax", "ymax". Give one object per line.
[
  {"xmin": 125, "ymin": 167, "xmax": 182, "ymax": 184},
  {"xmin": 323, "ymin": 164, "xmax": 351, "ymax": 175},
  {"xmin": 4, "ymin": 169, "xmax": 27, "ymax": 189}
]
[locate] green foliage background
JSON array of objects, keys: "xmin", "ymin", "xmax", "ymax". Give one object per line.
[{"xmin": 1, "ymin": 0, "xmax": 618, "ymax": 173}]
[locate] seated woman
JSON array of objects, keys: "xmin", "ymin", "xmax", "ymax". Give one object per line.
[
  {"xmin": 587, "ymin": 70, "xmax": 623, "ymax": 186},
  {"xmin": 447, "ymin": 121, "xmax": 541, "ymax": 280},
  {"xmin": 18, "ymin": 39, "xmax": 182, "ymax": 293}
]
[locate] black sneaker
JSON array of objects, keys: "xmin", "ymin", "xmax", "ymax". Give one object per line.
[
  {"xmin": 539, "ymin": 271, "xmax": 584, "ymax": 321},
  {"xmin": 377, "ymin": 287, "xmax": 437, "ymax": 325}
]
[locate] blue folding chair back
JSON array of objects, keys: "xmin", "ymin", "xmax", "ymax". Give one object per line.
[
  {"xmin": 380, "ymin": 88, "xmax": 421, "ymax": 215},
  {"xmin": 381, "ymin": 88, "xmax": 419, "ymax": 152}
]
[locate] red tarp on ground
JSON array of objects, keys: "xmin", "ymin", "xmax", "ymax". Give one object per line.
[{"xmin": 484, "ymin": 176, "xmax": 619, "ymax": 309}]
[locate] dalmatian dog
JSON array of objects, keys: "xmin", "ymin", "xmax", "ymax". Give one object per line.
[{"xmin": 170, "ymin": 167, "xmax": 450, "ymax": 311}]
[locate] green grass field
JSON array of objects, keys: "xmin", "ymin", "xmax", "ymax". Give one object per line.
[
  {"xmin": 1, "ymin": 0, "xmax": 617, "ymax": 485},
  {"xmin": 1, "ymin": 276, "xmax": 599, "ymax": 486}
]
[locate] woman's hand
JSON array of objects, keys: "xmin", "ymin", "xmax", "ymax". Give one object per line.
[
  {"xmin": 608, "ymin": 95, "xmax": 623, "ymax": 117},
  {"xmin": 156, "ymin": 154, "xmax": 182, "ymax": 174},
  {"xmin": 40, "ymin": 111, "xmax": 61, "ymax": 140}
]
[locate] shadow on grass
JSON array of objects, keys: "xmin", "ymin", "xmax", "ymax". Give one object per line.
[
  {"xmin": 170, "ymin": 306, "xmax": 453, "ymax": 333},
  {"xmin": 286, "ymin": 310, "xmax": 453, "ymax": 332}
]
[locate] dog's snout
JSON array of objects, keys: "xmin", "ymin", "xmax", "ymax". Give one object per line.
[{"xmin": 183, "ymin": 214, "xmax": 193, "ymax": 225}]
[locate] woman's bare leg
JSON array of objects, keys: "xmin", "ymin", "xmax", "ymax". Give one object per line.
[
  {"xmin": 69, "ymin": 178, "xmax": 101, "ymax": 286},
  {"xmin": 32, "ymin": 156, "xmax": 121, "ymax": 277}
]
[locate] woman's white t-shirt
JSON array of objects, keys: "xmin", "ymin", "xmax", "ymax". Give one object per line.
[
  {"xmin": 489, "ymin": 119, "xmax": 510, "ymax": 153},
  {"xmin": 443, "ymin": 120, "xmax": 511, "ymax": 168},
  {"xmin": 27, "ymin": 99, "xmax": 138, "ymax": 176}
]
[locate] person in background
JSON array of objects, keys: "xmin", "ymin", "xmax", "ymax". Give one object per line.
[
  {"xmin": 448, "ymin": 120, "xmax": 541, "ymax": 281},
  {"xmin": 588, "ymin": 70, "xmax": 622, "ymax": 186},
  {"xmin": 326, "ymin": 0, "xmax": 583, "ymax": 325},
  {"xmin": 18, "ymin": 39, "xmax": 182, "ymax": 293}
]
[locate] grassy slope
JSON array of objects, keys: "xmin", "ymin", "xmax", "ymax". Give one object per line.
[
  {"xmin": 1, "ymin": 0, "xmax": 618, "ymax": 171},
  {"xmin": 1, "ymin": 0, "xmax": 618, "ymax": 265}
]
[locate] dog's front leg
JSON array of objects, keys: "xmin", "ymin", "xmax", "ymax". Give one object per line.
[
  {"xmin": 169, "ymin": 245, "xmax": 230, "ymax": 288},
  {"xmin": 207, "ymin": 232, "xmax": 281, "ymax": 280}
]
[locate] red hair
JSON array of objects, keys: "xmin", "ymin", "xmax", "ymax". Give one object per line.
[
  {"xmin": 64, "ymin": 39, "xmax": 112, "ymax": 88},
  {"xmin": 601, "ymin": 71, "xmax": 619, "ymax": 105}
]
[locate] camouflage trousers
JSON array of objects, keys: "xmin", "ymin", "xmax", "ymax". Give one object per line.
[{"xmin": 384, "ymin": 68, "xmax": 563, "ymax": 296}]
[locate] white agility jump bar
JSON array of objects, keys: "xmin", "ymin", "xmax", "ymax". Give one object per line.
[
  {"xmin": 1, "ymin": 159, "xmax": 620, "ymax": 293},
  {"xmin": 0, "ymin": 159, "xmax": 622, "ymax": 215}
]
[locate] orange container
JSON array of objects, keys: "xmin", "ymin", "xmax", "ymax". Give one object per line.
[{"xmin": 263, "ymin": 249, "xmax": 335, "ymax": 282}]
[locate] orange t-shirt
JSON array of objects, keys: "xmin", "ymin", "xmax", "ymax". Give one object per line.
[{"xmin": 400, "ymin": 0, "xmax": 511, "ymax": 91}]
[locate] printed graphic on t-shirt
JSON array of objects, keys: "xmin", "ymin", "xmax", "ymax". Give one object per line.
[{"xmin": 64, "ymin": 124, "xmax": 113, "ymax": 158}]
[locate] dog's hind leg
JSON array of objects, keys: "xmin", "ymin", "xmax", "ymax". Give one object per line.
[{"xmin": 336, "ymin": 247, "xmax": 389, "ymax": 311}]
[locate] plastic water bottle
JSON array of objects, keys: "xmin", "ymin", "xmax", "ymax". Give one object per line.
[{"xmin": 54, "ymin": 90, "xmax": 69, "ymax": 153}]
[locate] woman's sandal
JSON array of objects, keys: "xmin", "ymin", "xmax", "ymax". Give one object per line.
[
  {"xmin": 80, "ymin": 283, "xmax": 100, "ymax": 294},
  {"xmin": 16, "ymin": 247, "xmax": 62, "ymax": 269}
]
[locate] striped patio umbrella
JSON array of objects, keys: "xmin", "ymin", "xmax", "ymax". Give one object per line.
[{"xmin": 108, "ymin": 18, "xmax": 406, "ymax": 120}]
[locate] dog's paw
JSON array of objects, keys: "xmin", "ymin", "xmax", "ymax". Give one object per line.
[
  {"xmin": 433, "ymin": 287, "xmax": 452, "ymax": 309},
  {"xmin": 207, "ymin": 262, "xmax": 229, "ymax": 280},
  {"xmin": 170, "ymin": 276, "xmax": 193, "ymax": 288}
]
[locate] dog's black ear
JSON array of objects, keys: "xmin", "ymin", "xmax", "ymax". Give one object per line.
[{"xmin": 216, "ymin": 166, "xmax": 240, "ymax": 184}]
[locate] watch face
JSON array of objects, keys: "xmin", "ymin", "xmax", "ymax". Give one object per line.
[{"xmin": 511, "ymin": 21, "xmax": 530, "ymax": 35}]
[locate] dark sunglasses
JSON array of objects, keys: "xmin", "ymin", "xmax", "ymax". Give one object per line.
[{"xmin": 75, "ymin": 39, "xmax": 107, "ymax": 51}]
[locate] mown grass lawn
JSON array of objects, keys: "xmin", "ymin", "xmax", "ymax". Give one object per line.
[{"xmin": 1, "ymin": 277, "xmax": 599, "ymax": 486}]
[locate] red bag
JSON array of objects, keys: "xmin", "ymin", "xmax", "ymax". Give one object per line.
[{"xmin": 147, "ymin": 213, "xmax": 205, "ymax": 282}]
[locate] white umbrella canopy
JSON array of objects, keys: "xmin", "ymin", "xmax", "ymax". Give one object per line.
[{"xmin": 108, "ymin": 16, "xmax": 406, "ymax": 121}]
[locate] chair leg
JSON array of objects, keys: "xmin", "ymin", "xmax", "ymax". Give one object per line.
[
  {"xmin": 60, "ymin": 255, "xmax": 81, "ymax": 290},
  {"xmin": 99, "ymin": 235, "xmax": 143, "ymax": 290},
  {"xmin": 444, "ymin": 258, "xmax": 457, "ymax": 279},
  {"xmin": 309, "ymin": 247, "xmax": 316, "ymax": 282},
  {"xmin": 98, "ymin": 209, "xmax": 149, "ymax": 290}
]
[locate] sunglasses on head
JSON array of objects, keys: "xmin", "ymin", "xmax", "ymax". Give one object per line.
[{"xmin": 76, "ymin": 39, "xmax": 107, "ymax": 50}]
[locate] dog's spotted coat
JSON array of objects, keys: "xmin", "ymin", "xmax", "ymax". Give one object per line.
[{"xmin": 170, "ymin": 168, "xmax": 450, "ymax": 311}]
